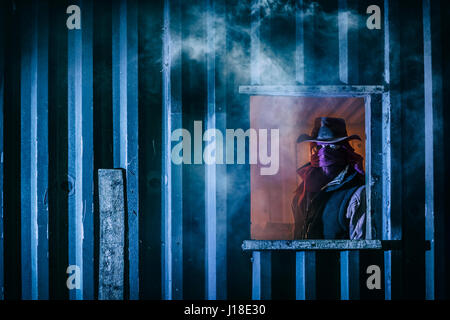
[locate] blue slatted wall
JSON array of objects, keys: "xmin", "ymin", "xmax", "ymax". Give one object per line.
[{"xmin": 0, "ymin": 0, "xmax": 446, "ymax": 300}]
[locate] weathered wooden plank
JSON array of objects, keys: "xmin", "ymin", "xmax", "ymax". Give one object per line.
[
  {"xmin": 242, "ymin": 240, "xmax": 403, "ymax": 251},
  {"xmin": 216, "ymin": 111, "xmax": 227, "ymax": 300},
  {"xmin": 67, "ymin": 0, "xmax": 94, "ymax": 300},
  {"xmin": 20, "ymin": 1, "xmax": 38, "ymax": 300},
  {"xmin": 338, "ymin": 0, "xmax": 348, "ymax": 84},
  {"xmin": 98, "ymin": 169, "xmax": 125, "ymax": 300},
  {"xmin": 384, "ymin": 0, "xmax": 403, "ymax": 300},
  {"xmin": 295, "ymin": 0, "xmax": 305, "ymax": 84},
  {"xmin": 250, "ymin": 0, "xmax": 261, "ymax": 85},
  {"xmin": 252, "ymin": 251, "xmax": 271, "ymax": 300},
  {"xmin": 340, "ymin": 251, "xmax": 360, "ymax": 300},
  {"xmin": 239, "ymin": 85, "xmax": 385, "ymax": 96},
  {"xmin": 423, "ymin": 0, "xmax": 434, "ymax": 300},
  {"xmin": 295, "ymin": 251, "xmax": 316, "ymax": 300},
  {"xmin": 112, "ymin": 0, "xmax": 139, "ymax": 299},
  {"xmin": 205, "ymin": 0, "xmax": 217, "ymax": 300},
  {"xmin": 429, "ymin": 0, "xmax": 446, "ymax": 300},
  {"xmin": 383, "ymin": 0, "xmax": 392, "ymax": 300},
  {"xmin": 215, "ymin": 0, "xmax": 228, "ymax": 301},
  {"xmin": 295, "ymin": 252, "xmax": 305, "ymax": 300},
  {"xmin": 20, "ymin": 0, "xmax": 49, "ymax": 300},
  {"xmin": 36, "ymin": 1, "xmax": 49, "ymax": 300},
  {"xmin": 368, "ymin": 94, "xmax": 383, "ymax": 239},
  {"xmin": 162, "ymin": 0, "xmax": 183, "ymax": 300},
  {"xmin": 204, "ymin": 0, "xmax": 228, "ymax": 300},
  {"xmin": 161, "ymin": 0, "xmax": 172, "ymax": 301}
]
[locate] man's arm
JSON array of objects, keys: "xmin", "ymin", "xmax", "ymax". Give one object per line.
[{"xmin": 346, "ymin": 185, "xmax": 366, "ymax": 240}]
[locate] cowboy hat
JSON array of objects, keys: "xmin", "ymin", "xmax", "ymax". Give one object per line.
[{"xmin": 296, "ymin": 117, "xmax": 361, "ymax": 144}]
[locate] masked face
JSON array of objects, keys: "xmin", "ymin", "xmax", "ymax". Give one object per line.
[{"xmin": 310, "ymin": 142, "xmax": 348, "ymax": 169}]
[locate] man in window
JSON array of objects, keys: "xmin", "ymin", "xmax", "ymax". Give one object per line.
[{"xmin": 292, "ymin": 117, "xmax": 369, "ymax": 240}]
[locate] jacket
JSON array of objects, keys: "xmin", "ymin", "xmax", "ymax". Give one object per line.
[{"xmin": 292, "ymin": 164, "xmax": 367, "ymax": 239}]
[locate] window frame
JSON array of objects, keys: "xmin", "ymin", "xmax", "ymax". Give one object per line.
[{"xmin": 239, "ymin": 85, "xmax": 388, "ymax": 240}]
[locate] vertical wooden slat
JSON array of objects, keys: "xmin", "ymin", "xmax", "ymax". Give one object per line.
[
  {"xmin": 338, "ymin": 0, "xmax": 348, "ymax": 84},
  {"xmin": 67, "ymin": 1, "xmax": 82, "ymax": 299},
  {"xmin": 382, "ymin": 0, "xmax": 392, "ymax": 300},
  {"xmin": 161, "ymin": 0, "xmax": 172, "ymax": 299},
  {"xmin": 112, "ymin": 0, "xmax": 139, "ymax": 299},
  {"xmin": 67, "ymin": 0, "xmax": 94, "ymax": 300},
  {"xmin": 162, "ymin": 0, "xmax": 183, "ymax": 300},
  {"xmin": 252, "ymin": 251, "xmax": 271, "ymax": 300},
  {"xmin": 429, "ymin": 0, "xmax": 445, "ymax": 300},
  {"xmin": 340, "ymin": 251, "xmax": 360, "ymax": 300},
  {"xmin": 126, "ymin": 0, "xmax": 139, "ymax": 300},
  {"xmin": 216, "ymin": 112, "xmax": 227, "ymax": 300},
  {"xmin": 382, "ymin": 88, "xmax": 393, "ymax": 300},
  {"xmin": 215, "ymin": 0, "xmax": 227, "ymax": 300},
  {"xmin": 171, "ymin": 110, "xmax": 183, "ymax": 300},
  {"xmin": 295, "ymin": 0, "xmax": 305, "ymax": 84},
  {"xmin": 423, "ymin": 0, "xmax": 434, "ymax": 300},
  {"xmin": 0, "ymin": 1, "xmax": 4, "ymax": 301},
  {"xmin": 20, "ymin": 0, "xmax": 49, "ymax": 300},
  {"xmin": 82, "ymin": 0, "xmax": 94, "ymax": 299},
  {"xmin": 364, "ymin": 95, "xmax": 371, "ymax": 238},
  {"xmin": 249, "ymin": 0, "xmax": 268, "ymax": 301},
  {"xmin": 205, "ymin": 0, "xmax": 217, "ymax": 300},
  {"xmin": 382, "ymin": 0, "xmax": 393, "ymax": 301},
  {"xmin": 36, "ymin": 1, "xmax": 49, "ymax": 300},
  {"xmin": 203, "ymin": 0, "xmax": 228, "ymax": 295},
  {"xmin": 295, "ymin": 252, "xmax": 305, "ymax": 300},
  {"xmin": 295, "ymin": 251, "xmax": 316, "ymax": 300},
  {"xmin": 20, "ymin": 1, "xmax": 38, "ymax": 299},
  {"xmin": 250, "ymin": 0, "xmax": 261, "ymax": 85},
  {"xmin": 384, "ymin": 0, "xmax": 403, "ymax": 300},
  {"xmin": 370, "ymin": 95, "xmax": 383, "ymax": 241}
]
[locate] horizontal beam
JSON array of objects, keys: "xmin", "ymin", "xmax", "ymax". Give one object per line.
[
  {"xmin": 242, "ymin": 240, "xmax": 404, "ymax": 251},
  {"xmin": 238, "ymin": 85, "xmax": 385, "ymax": 96}
]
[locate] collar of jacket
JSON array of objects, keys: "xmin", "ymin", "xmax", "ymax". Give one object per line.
[
  {"xmin": 297, "ymin": 162, "xmax": 362, "ymax": 193},
  {"xmin": 321, "ymin": 165, "xmax": 361, "ymax": 192}
]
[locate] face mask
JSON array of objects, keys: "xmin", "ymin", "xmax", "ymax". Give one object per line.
[{"xmin": 310, "ymin": 143, "xmax": 348, "ymax": 168}]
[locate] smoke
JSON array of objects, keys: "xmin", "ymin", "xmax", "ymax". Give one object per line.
[{"xmin": 174, "ymin": 0, "xmax": 367, "ymax": 86}]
